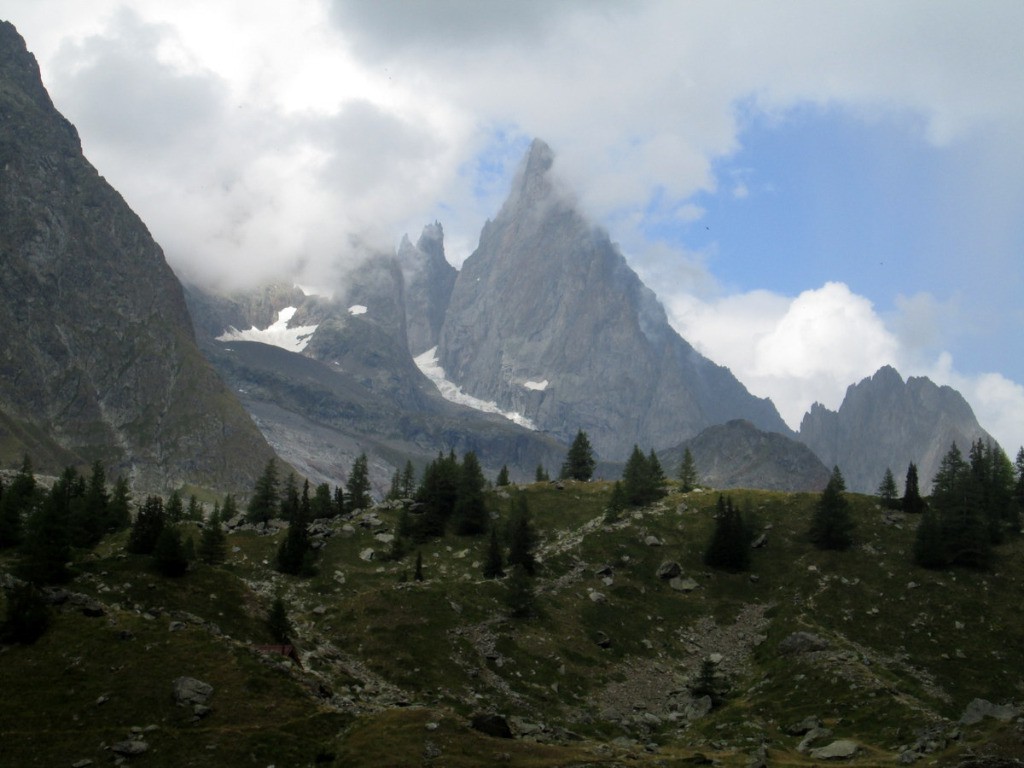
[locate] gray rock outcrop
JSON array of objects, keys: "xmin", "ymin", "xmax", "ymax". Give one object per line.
[
  {"xmin": 436, "ymin": 139, "xmax": 791, "ymax": 460},
  {"xmin": 0, "ymin": 22, "xmax": 277, "ymax": 492},
  {"xmin": 799, "ymin": 365, "xmax": 997, "ymax": 493}
]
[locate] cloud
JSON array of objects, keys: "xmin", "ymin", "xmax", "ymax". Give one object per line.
[
  {"xmin": 664, "ymin": 281, "xmax": 1024, "ymax": 453},
  {"xmin": 667, "ymin": 282, "xmax": 898, "ymax": 426}
]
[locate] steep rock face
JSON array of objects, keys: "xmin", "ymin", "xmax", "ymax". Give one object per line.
[
  {"xmin": 798, "ymin": 365, "xmax": 997, "ymax": 493},
  {"xmin": 437, "ymin": 139, "xmax": 789, "ymax": 460},
  {"xmin": 662, "ymin": 420, "xmax": 830, "ymax": 492},
  {"xmin": 0, "ymin": 23, "xmax": 277, "ymax": 492},
  {"xmin": 397, "ymin": 222, "xmax": 457, "ymax": 356},
  {"xmin": 187, "ymin": 269, "xmax": 567, "ymax": 490}
]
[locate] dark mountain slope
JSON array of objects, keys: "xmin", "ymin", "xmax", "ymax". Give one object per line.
[
  {"xmin": 0, "ymin": 22, "xmax": 276, "ymax": 492},
  {"xmin": 661, "ymin": 419, "xmax": 831, "ymax": 492}
]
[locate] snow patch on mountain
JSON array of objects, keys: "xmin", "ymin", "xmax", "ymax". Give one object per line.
[
  {"xmin": 414, "ymin": 347, "xmax": 537, "ymax": 430},
  {"xmin": 217, "ymin": 306, "xmax": 319, "ymax": 352},
  {"xmin": 523, "ymin": 379, "xmax": 549, "ymax": 391},
  {"xmin": 348, "ymin": 304, "xmax": 368, "ymax": 315}
]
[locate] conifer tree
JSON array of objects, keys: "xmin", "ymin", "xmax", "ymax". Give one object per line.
[
  {"xmin": 186, "ymin": 495, "xmax": 202, "ymax": 521},
  {"xmin": 622, "ymin": 446, "xmax": 667, "ymax": 507},
  {"xmin": 506, "ymin": 494, "xmax": 537, "ymax": 575},
  {"xmin": 808, "ymin": 466, "xmax": 855, "ymax": 550},
  {"xmin": 400, "ymin": 460, "xmax": 416, "ymax": 499},
  {"xmin": 267, "ymin": 597, "xmax": 293, "ymax": 644},
  {"xmin": 74, "ymin": 461, "xmax": 109, "ymax": 547},
  {"xmin": 280, "ymin": 473, "xmax": 300, "ymax": 523},
  {"xmin": 505, "ymin": 565, "xmax": 536, "ymax": 618},
  {"xmin": 153, "ymin": 527, "xmax": 189, "ymax": 577},
  {"xmin": 535, "ymin": 464, "xmax": 549, "ymax": 483},
  {"xmin": 386, "ymin": 469, "xmax": 403, "ymax": 501},
  {"xmin": 483, "ymin": 527, "xmax": 504, "ymax": 578},
  {"xmin": 127, "ymin": 496, "xmax": 166, "ymax": 555},
  {"xmin": 277, "ymin": 480, "xmax": 313, "ymax": 575},
  {"xmin": 414, "ymin": 551, "xmax": 424, "ymax": 581},
  {"xmin": 106, "ymin": 477, "xmax": 132, "ymax": 532},
  {"xmin": 704, "ymin": 495, "xmax": 751, "ymax": 572},
  {"xmin": 18, "ymin": 473, "xmax": 74, "ymax": 584},
  {"xmin": 310, "ymin": 483, "xmax": 334, "ymax": 519},
  {"xmin": 198, "ymin": 506, "xmax": 227, "ymax": 565},
  {"xmin": 333, "ymin": 485, "xmax": 347, "ymax": 517},
  {"xmin": 0, "ymin": 455, "xmax": 36, "ymax": 549},
  {"xmin": 414, "ymin": 451, "xmax": 461, "ymax": 540},
  {"xmin": 913, "ymin": 505, "xmax": 946, "ymax": 568},
  {"xmin": 0, "ymin": 581, "xmax": 51, "ymax": 645},
  {"xmin": 221, "ymin": 493, "xmax": 239, "ymax": 522},
  {"xmin": 454, "ymin": 451, "xmax": 488, "ymax": 535},
  {"xmin": 604, "ymin": 480, "xmax": 627, "ymax": 523},
  {"xmin": 165, "ymin": 489, "xmax": 185, "ymax": 522},
  {"xmin": 877, "ymin": 467, "xmax": 900, "ymax": 510},
  {"xmin": 496, "ymin": 465, "xmax": 510, "ymax": 487},
  {"xmin": 679, "ymin": 448, "xmax": 699, "ymax": 492},
  {"xmin": 347, "ymin": 453, "xmax": 372, "ymax": 511},
  {"xmin": 560, "ymin": 430, "xmax": 596, "ymax": 481},
  {"xmin": 247, "ymin": 458, "xmax": 280, "ymax": 524},
  {"xmin": 919, "ymin": 442, "xmax": 992, "ymax": 569},
  {"xmin": 902, "ymin": 463, "xmax": 927, "ymax": 514}
]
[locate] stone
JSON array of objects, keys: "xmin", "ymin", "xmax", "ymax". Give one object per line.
[
  {"xmin": 656, "ymin": 561, "xmax": 682, "ymax": 579},
  {"xmin": 809, "ymin": 739, "xmax": 859, "ymax": 760},
  {"xmin": 751, "ymin": 533, "xmax": 768, "ymax": 548},
  {"xmin": 470, "ymin": 713, "xmax": 513, "ymax": 739},
  {"xmin": 778, "ymin": 631, "xmax": 829, "ymax": 655},
  {"xmin": 359, "ymin": 548, "xmax": 375, "ymax": 562},
  {"xmin": 959, "ymin": 697, "xmax": 1020, "ymax": 725},
  {"xmin": 111, "ymin": 740, "xmax": 149, "ymax": 756},
  {"xmin": 797, "ymin": 727, "xmax": 833, "ymax": 754},
  {"xmin": 746, "ymin": 744, "xmax": 768, "ymax": 768},
  {"xmin": 785, "ymin": 715, "xmax": 822, "ymax": 736},
  {"xmin": 898, "ymin": 751, "xmax": 920, "ymax": 764},
  {"xmin": 588, "ymin": 591, "xmax": 607, "ymax": 604},
  {"xmin": 644, "ymin": 535, "xmax": 662, "ymax": 547},
  {"xmin": 172, "ymin": 676, "xmax": 213, "ymax": 707},
  {"xmin": 669, "ymin": 576, "xmax": 699, "ymax": 592}
]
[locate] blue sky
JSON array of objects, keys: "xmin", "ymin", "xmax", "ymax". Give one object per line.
[{"xmin": 4, "ymin": 0, "xmax": 1023, "ymax": 453}]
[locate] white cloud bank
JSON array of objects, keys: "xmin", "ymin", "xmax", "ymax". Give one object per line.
[{"xmin": 666, "ymin": 282, "xmax": 1024, "ymax": 453}]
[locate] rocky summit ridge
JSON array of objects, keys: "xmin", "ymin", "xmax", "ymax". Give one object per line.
[
  {"xmin": 798, "ymin": 365, "xmax": 997, "ymax": 494},
  {"xmin": 0, "ymin": 22, "xmax": 276, "ymax": 493},
  {"xmin": 436, "ymin": 139, "xmax": 790, "ymax": 461}
]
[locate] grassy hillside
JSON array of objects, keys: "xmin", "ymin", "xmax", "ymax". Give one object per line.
[{"xmin": 3, "ymin": 481, "xmax": 1023, "ymax": 766}]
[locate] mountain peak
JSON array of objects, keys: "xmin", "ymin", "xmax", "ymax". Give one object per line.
[{"xmin": 497, "ymin": 138, "xmax": 559, "ymax": 220}]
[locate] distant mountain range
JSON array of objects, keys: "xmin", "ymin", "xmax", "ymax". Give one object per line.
[{"xmin": 0, "ymin": 22, "xmax": 999, "ymax": 497}]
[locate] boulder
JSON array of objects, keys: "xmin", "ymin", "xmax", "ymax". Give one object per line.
[
  {"xmin": 797, "ymin": 727, "xmax": 833, "ymax": 753},
  {"xmin": 785, "ymin": 715, "xmax": 822, "ymax": 735},
  {"xmin": 172, "ymin": 676, "xmax": 213, "ymax": 707},
  {"xmin": 778, "ymin": 631, "xmax": 829, "ymax": 655},
  {"xmin": 959, "ymin": 698, "xmax": 1020, "ymax": 725},
  {"xmin": 656, "ymin": 561, "xmax": 682, "ymax": 579},
  {"xmin": 809, "ymin": 740, "xmax": 859, "ymax": 760},
  {"xmin": 669, "ymin": 576, "xmax": 699, "ymax": 592},
  {"xmin": 112, "ymin": 740, "xmax": 149, "ymax": 756},
  {"xmin": 470, "ymin": 713, "xmax": 513, "ymax": 739}
]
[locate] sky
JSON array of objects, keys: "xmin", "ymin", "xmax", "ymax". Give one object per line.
[{"xmin": 3, "ymin": 0, "xmax": 1023, "ymax": 455}]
